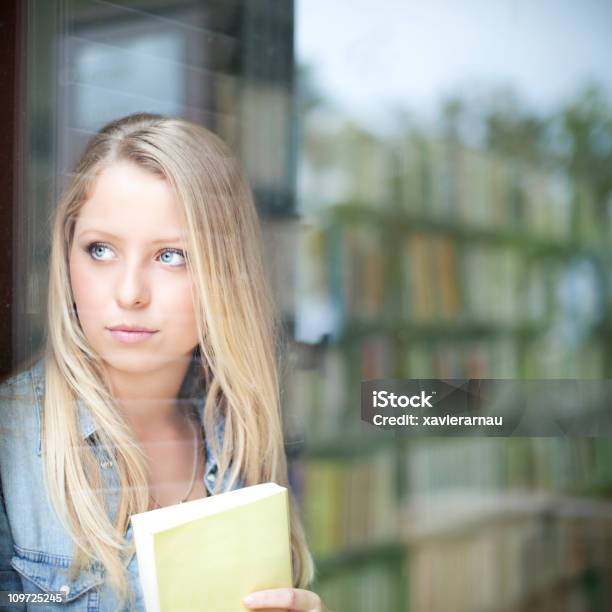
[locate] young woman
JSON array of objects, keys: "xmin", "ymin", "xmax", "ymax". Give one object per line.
[{"xmin": 0, "ymin": 113, "xmax": 325, "ymax": 611}]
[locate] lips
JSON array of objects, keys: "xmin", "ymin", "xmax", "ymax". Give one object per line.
[
  {"xmin": 108, "ymin": 325, "xmax": 157, "ymax": 333},
  {"xmin": 106, "ymin": 325, "xmax": 159, "ymax": 344}
]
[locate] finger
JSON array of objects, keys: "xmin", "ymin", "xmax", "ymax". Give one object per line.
[{"xmin": 243, "ymin": 587, "xmax": 322, "ymax": 611}]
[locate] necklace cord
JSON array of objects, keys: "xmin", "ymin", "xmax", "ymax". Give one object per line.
[{"xmin": 149, "ymin": 414, "xmax": 201, "ymax": 509}]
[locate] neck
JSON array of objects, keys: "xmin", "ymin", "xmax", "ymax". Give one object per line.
[{"xmin": 104, "ymin": 355, "xmax": 193, "ymax": 433}]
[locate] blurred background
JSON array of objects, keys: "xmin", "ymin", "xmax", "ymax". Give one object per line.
[{"xmin": 1, "ymin": 1, "xmax": 612, "ymax": 611}]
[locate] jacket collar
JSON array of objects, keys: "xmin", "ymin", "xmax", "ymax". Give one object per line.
[{"xmin": 28, "ymin": 358, "xmax": 227, "ymax": 489}]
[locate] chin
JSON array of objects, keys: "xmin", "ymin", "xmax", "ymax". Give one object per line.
[{"xmin": 99, "ymin": 349, "xmax": 184, "ymax": 375}]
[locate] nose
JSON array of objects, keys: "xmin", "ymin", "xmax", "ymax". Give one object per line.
[{"xmin": 115, "ymin": 259, "xmax": 151, "ymax": 309}]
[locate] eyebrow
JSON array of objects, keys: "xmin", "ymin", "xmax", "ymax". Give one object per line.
[{"xmin": 76, "ymin": 229, "xmax": 185, "ymax": 245}]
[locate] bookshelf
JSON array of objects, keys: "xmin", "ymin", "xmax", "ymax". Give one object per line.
[
  {"xmin": 286, "ymin": 129, "xmax": 612, "ymax": 611},
  {"xmin": 403, "ymin": 490, "xmax": 612, "ymax": 612}
]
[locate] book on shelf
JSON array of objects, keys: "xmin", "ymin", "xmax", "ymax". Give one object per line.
[
  {"xmin": 432, "ymin": 236, "xmax": 461, "ymax": 321},
  {"xmin": 130, "ymin": 482, "xmax": 292, "ymax": 612},
  {"xmin": 336, "ymin": 224, "xmax": 386, "ymax": 322},
  {"xmin": 460, "ymin": 243, "xmax": 522, "ymax": 325},
  {"xmin": 301, "ymin": 119, "xmax": 395, "ymax": 210},
  {"xmin": 406, "ymin": 232, "xmax": 434, "ymax": 321},
  {"xmin": 299, "ymin": 449, "xmax": 398, "ymax": 558},
  {"xmin": 316, "ymin": 561, "xmax": 401, "ymax": 612},
  {"xmin": 360, "ymin": 334, "xmax": 392, "ymax": 380},
  {"xmin": 393, "ymin": 134, "xmax": 428, "ymax": 216},
  {"xmin": 283, "ymin": 342, "xmax": 348, "ymax": 441},
  {"xmin": 402, "ymin": 339, "xmax": 518, "ymax": 378},
  {"xmin": 404, "ymin": 438, "xmax": 612, "ymax": 507},
  {"xmin": 393, "ymin": 133, "xmax": 576, "ymax": 241}
]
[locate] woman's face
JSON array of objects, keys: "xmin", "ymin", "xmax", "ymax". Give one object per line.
[{"xmin": 69, "ymin": 160, "xmax": 199, "ymax": 375}]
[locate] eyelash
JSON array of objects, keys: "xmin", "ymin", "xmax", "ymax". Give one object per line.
[{"xmin": 85, "ymin": 242, "xmax": 187, "ymax": 266}]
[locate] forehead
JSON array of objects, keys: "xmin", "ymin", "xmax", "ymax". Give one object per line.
[{"xmin": 74, "ymin": 160, "xmax": 187, "ymax": 236}]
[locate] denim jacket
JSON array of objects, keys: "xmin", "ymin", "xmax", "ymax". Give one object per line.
[{"xmin": 0, "ymin": 359, "xmax": 242, "ymax": 611}]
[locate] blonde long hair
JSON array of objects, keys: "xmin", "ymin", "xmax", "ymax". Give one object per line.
[{"xmin": 43, "ymin": 113, "xmax": 314, "ymax": 607}]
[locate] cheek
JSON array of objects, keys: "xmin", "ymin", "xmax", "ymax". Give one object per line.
[
  {"xmin": 70, "ymin": 257, "xmax": 86, "ymax": 302},
  {"xmin": 161, "ymin": 278, "xmax": 198, "ymax": 331},
  {"xmin": 69, "ymin": 250, "xmax": 107, "ymax": 321}
]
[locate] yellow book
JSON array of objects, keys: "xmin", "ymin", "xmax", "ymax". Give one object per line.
[{"xmin": 131, "ymin": 482, "xmax": 292, "ymax": 612}]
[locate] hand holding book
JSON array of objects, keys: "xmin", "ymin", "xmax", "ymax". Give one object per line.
[{"xmin": 242, "ymin": 587, "xmax": 325, "ymax": 611}]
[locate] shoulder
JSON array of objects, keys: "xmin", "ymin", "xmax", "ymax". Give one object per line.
[
  {"xmin": 0, "ymin": 358, "xmax": 44, "ymax": 401},
  {"xmin": 0, "ymin": 358, "xmax": 44, "ymax": 447}
]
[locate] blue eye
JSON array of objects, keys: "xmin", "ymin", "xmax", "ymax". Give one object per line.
[
  {"xmin": 88, "ymin": 242, "xmax": 114, "ymax": 261},
  {"xmin": 159, "ymin": 249, "xmax": 186, "ymax": 267},
  {"xmin": 85, "ymin": 242, "xmax": 186, "ymax": 266}
]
